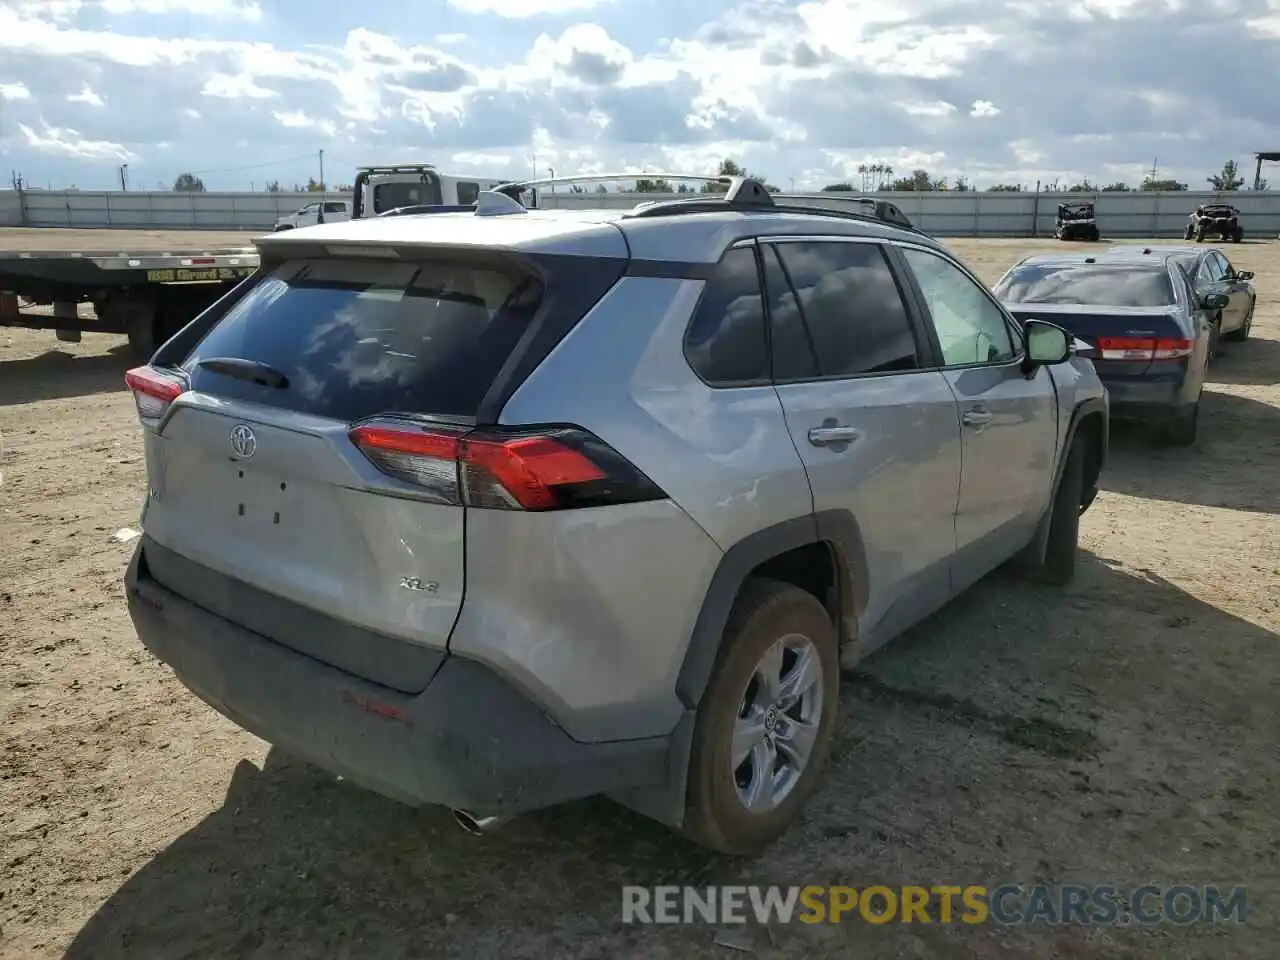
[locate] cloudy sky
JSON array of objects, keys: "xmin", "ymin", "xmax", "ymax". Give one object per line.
[{"xmin": 1, "ymin": 0, "xmax": 1278, "ymax": 192}]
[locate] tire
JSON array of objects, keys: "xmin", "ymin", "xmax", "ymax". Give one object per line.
[
  {"xmin": 682, "ymin": 578, "xmax": 840, "ymax": 855},
  {"xmin": 1232, "ymin": 227, "xmax": 1243, "ymax": 243},
  {"xmin": 1157, "ymin": 402, "xmax": 1199, "ymax": 447},
  {"xmin": 1183, "ymin": 224, "xmax": 1194, "ymax": 240},
  {"xmin": 1026, "ymin": 436, "xmax": 1084, "ymax": 585},
  {"xmin": 1088, "ymin": 227, "xmax": 1100, "ymax": 242},
  {"xmin": 1195, "ymin": 228, "xmax": 1206, "ymax": 243},
  {"xmin": 1224, "ymin": 301, "xmax": 1253, "ymax": 342},
  {"xmin": 126, "ymin": 315, "xmax": 156, "ymax": 361}
]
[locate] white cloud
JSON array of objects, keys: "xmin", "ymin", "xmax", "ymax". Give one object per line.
[
  {"xmin": 202, "ymin": 74, "xmax": 278, "ymax": 99},
  {"xmin": 446, "ymin": 0, "xmax": 610, "ymax": 16},
  {"xmin": 900, "ymin": 99, "xmax": 957, "ymax": 117},
  {"xmin": 18, "ymin": 120, "xmax": 138, "ymax": 160},
  {"xmin": 100, "ymin": 0, "xmax": 263, "ymax": 18},
  {"xmin": 273, "ymin": 109, "xmax": 337, "ymax": 136},
  {"xmin": 0, "ymin": 81, "xmax": 32, "ymax": 100},
  {"xmin": 452, "ymin": 151, "xmax": 513, "ymax": 168},
  {"xmin": 67, "ymin": 83, "xmax": 104, "ymax": 106},
  {"xmin": 970, "ymin": 99, "xmax": 1000, "ymax": 118}
]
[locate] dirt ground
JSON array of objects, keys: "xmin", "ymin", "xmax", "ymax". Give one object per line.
[{"xmin": 1, "ymin": 229, "xmax": 1277, "ymax": 959}]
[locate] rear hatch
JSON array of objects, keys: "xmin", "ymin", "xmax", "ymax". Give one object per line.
[
  {"xmin": 130, "ymin": 253, "xmax": 552, "ymax": 693},
  {"xmin": 1006, "ymin": 303, "xmax": 1191, "ymax": 377}
]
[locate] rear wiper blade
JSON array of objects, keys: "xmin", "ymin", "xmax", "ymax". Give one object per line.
[{"xmin": 197, "ymin": 357, "xmax": 290, "ymax": 389}]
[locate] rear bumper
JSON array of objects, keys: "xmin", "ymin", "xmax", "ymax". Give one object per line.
[
  {"xmin": 1101, "ymin": 376, "xmax": 1194, "ymax": 422},
  {"xmin": 125, "ymin": 541, "xmax": 671, "ymax": 816}
]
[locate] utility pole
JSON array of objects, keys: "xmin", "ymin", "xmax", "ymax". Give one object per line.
[
  {"xmin": 318, "ymin": 148, "xmax": 326, "ymax": 222},
  {"xmin": 118, "ymin": 163, "xmax": 129, "ymax": 191}
]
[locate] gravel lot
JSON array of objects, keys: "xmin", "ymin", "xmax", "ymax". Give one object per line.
[{"xmin": 1, "ymin": 229, "xmax": 1277, "ymax": 959}]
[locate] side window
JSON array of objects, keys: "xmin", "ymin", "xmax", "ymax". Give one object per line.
[
  {"xmin": 900, "ymin": 247, "xmax": 1017, "ymax": 367},
  {"xmin": 323, "ymin": 201, "xmax": 346, "ymax": 213},
  {"xmin": 684, "ymin": 246, "xmax": 769, "ymax": 385},
  {"xmin": 1202, "ymin": 255, "xmax": 1226, "ymax": 283},
  {"xmin": 1211, "ymin": 252, "xmax": 1233, "ymax": 280},
  {"xmin": 456, "ymin": 181, "xmax": 480, "ymax": 205},
  {"xmin": 764, "ymin": 241, "xmax": 919, "ymax": 380}
]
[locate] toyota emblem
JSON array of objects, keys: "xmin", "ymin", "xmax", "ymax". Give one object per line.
[{"xmin": 229, "ymin": 424, "xmax": 257, "ymax": 459}]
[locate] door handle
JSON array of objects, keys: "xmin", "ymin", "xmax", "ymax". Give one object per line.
[
  {"xmin": 807, "ymin": 425, "xmax": 860, "ymax": 446},
  {"xmin": 961, "ymin": 408, "xmax": 993, "ymax": 427}
]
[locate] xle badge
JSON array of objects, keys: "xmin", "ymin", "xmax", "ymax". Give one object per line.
[{"xmin": 399, "ymin": 577, "xmax": 439, "ymax": 594}]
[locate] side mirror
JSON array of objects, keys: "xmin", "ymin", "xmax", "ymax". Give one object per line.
[
  {"xmin": 1237, "ymin": 270, "xmax": 1255, "ymax": 281},
  {"xmin": 1023, "ymin": 319, "xmax": 1072, "ymax": 368},
  {"xmin": 1201, "ymin": 292, "xmax": 1230, "ymax": 310}
]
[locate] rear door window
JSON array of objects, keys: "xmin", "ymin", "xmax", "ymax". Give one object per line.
[
  {"xmin": 763, "ymin": 240, "xmax": 920, "ymax": 379},
  {"xmin": 181, "ymin": 257, "xmax": 544, "ymax": 421}
]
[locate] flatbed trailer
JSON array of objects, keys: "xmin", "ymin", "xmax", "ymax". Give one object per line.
[{"xmin": 0, "ymin": 245, "xmax": 259, "ymax": 358}]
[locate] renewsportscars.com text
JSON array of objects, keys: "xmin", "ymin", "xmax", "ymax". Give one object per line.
[{"xmin": 621, "ymin": 884, "xmax": 1248, "ymax": 926}]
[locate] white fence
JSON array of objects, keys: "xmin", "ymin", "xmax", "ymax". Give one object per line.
[{"xmin": 2, "ymin": 187, "xmax": 1279, "ymax": 237}]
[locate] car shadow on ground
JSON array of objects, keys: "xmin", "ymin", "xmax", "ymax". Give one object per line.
[
  {"xmin": 1205, "ymin": 335, "xmax": 1280, "ymax": 387},
  {"xmin": 1099, "ymin": 388, "xmax": 1279, "ymax": 514},
  {"xmin": 63, "ymin": 552, "xmax": 1278, "ymax": 959},
  {"xmin": 0, "ymin": 345, "xmax": 133, "ymax": 406}
]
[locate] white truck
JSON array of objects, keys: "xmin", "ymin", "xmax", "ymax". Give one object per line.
[{"xmin": 272, "ymin": 164, "xmax": 519, "ymax": 230}]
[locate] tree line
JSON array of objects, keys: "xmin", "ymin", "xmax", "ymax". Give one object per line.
[{"xmin": 169, "ymin": 158, "xmax": 1266, "ymax": 195}]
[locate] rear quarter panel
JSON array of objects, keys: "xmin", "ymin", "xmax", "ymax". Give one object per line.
[{"xmin": 462, "ymin": 276, "xmax": 814, "ymax": 743}]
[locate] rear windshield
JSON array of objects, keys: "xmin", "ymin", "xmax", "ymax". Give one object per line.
[
  {"xmin": 181, "ymin": 257, "xmax": 544, "ymax": 421},
  {"xmin": 372, "ymin": 181, "xmax": 442, "ymax": 213},
  {"xmin": 993, "ymin": 263, "xmax": 1175, "ymax": 308}
]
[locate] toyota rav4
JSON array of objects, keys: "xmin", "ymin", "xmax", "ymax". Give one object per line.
[{"xmin": 124, "ymin": 178, "xmax": 1108, "ymax": 854}]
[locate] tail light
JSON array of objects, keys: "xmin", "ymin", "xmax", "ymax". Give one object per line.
[
  {"xmin": 125, "ymin": 366, "xmax": 186, "ymax": 426},
  {"xmin": 349, "ymin": 421, "xmax": 666, "ymax": 511},
  {"xmin": 1096, "ymin": 336, "xmax": 1193, "ymax": 361}
]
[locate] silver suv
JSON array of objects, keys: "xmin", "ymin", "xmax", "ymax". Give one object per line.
[{"xmin": 124, "ymin": 178, "xmax": 1108, "ymax": 854}]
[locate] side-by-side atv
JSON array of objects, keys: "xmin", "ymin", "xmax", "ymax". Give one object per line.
[
  {"xmin": 1184, "ymin": 204, "xmax": 1243, "ymax": 243},
  {"xmin": 1054, "ymin": 202, "xmax": 1100, "ymax": 241}
]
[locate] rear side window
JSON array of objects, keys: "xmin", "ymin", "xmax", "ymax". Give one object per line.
[
  {"xmin": 181, "ymin": 257, "xmax": 544, "ymax": 421},
  {"xmin": 994, "ymin": 263, "xmax": 1175, "ymax": 308},
  {"xmin": 456, "ymin": 181, "xmax": 480, "ymax": 205},
  {"xmin": 322, "ymin": 201, "xmax": 347, "ymax": 213},
  {"xmin": 684, "ymin": 246, "xmax": 769, "ymax": 385},
  {"xmin": 764, "ymin": 241, "xmax": 919, "ymax": 379}
]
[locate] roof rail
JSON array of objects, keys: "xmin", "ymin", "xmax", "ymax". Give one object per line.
[
  {"xmin": 377, "ymin": 203, "xmax": 476, "ymax": 217},
  {"xmin": 625, "ymin": 179, "xmax": 923, "ymax": 233},
  {"xmin": 494, "ymin": 172, "xmax": 726, "ymax": 193}
]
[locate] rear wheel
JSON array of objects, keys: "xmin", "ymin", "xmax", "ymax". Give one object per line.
[
  {"xmin": 1183, "ymin": 224, "xmax": 1194, "ymax": 240},
  {"xmin": 1195, "ymin": 227, "xmax": 1206, "ymax": 243},
  {"xmin": 1087, "ymin": 226, "xmax": 1100, "ymax": 242},
  {"xmin": 1232, "ymin": 226, "xmax": 1244, "ymax": 243},
  {"xmin": 1158, "ymin": 402, "xmax": 1199, "ymax": 447},
  {"xmin": 682, "ymin": 578, "xmax": 840, "ymax": 855}
]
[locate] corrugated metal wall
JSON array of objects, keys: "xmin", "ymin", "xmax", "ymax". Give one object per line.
[{"xmin": 2, "ymin": 187, "xmax": 1278, "ymax": 237}]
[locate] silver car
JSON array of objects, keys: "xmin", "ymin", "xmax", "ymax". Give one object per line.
[{"xmin": 124, "ymin": 179, "xmax": 1108, "ymax": 854}]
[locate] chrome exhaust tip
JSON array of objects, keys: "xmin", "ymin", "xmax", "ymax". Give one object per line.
[{"xmin": 452, "ymin": 809, "xmax": 511, "ymax": 835}]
